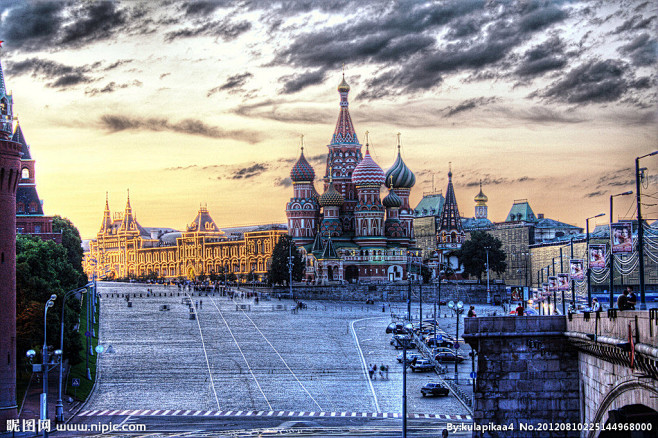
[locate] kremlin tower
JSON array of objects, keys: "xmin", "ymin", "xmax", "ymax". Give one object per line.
[
  {"xmin": 0, "ymin": 42, "xmax": 20, "ymax": 425},
  {"xmin": 437, "ymin": 164, "xmax": 465, "ymax": 250}
]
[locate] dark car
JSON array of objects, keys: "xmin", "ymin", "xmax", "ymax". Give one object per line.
[
  {"xmin": 421, "ymin": 382, "xmax": 450, "ymax": 397},
  {"xmin": 434, "ymin": 350, "xmax": 465, "ymax": 363},
  {"xmin": 392, "ymin": 335, "xmax": 416, "ymax": 350},
  {"xmin": 425, "ymin": 337, "xmax": 455, "ymax": 349},
  {"xmin": 410, "ymin": 359, "xmax": 435, "ymax": 372},
  {"xmin": 386, "ymin": 322, "xmax": 396, "ymax": 334}
]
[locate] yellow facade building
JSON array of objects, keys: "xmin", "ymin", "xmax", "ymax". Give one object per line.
[{"xmin": 83, "ymin": 193, "xmax": 287, "ymax": 281}]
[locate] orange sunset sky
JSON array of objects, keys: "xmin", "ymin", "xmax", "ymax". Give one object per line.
[{"xmin": 1, "ymin": 0, "xmax": 656, "ymax": 239}]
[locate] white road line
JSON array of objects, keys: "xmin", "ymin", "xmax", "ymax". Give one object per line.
[
  {"xmin": 185, "ymin": 292, "xmax": 221, "ymax": 410},
  {"xmin": 238, "ymin": 308, "xmax": 324, "ymax": 411},
  {"xmin": 208, "ymin": 295, "xmax": 273, "ymax": 411},
  {"xmin": 350, "ymin": 316, "xmax": 386, "ymax": 413}
]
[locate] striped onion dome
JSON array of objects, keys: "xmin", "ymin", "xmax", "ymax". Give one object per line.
[
  {"xmin": 385, "ymin": 150, "xmax": 415, "ymax": 189},
  {"xmin": 382, "ymin": 190, "xmax": 402, "ymax": 208},
  {"xmin": 318, "ymin": 183, "xmax": 344, "ymax": 207},
  {"xmin": 290, "ymin": 149, "xmax": 315, "ymax": 182},
  {"xmin": 352, "ymin": 148, "xmax": 385, "ymax": 186}
]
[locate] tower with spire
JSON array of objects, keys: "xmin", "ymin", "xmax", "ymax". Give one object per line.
[
  {"xmin": 0, "ymin": 41, "xmax": 21, "ymax": 424},
  {"xmin": 352, "ymin": 133, "xmax": 386, "ymax": 246},
  {"xmin": 474, "ymin": 180, "xmax": 488, "ymax": 220},
  {"xmin": 437, "ymin": 164, "xmax": 465, "ymax": 250}
]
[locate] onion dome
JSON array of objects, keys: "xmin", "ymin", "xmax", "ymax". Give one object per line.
[
  {"xmin": 385, "ymin": 134, "xmax": 415, "ymax": 189},
  {"xmin": 474, "ymin": 180, "xmax": 488, "ymax": 205},
  {"xmin": 290, "ymin": 147, "xmax": 315, "ymax": 182},
  {"xmin": 337, "ymin": 75, "xmax": 350, "ymax": 93},
  {"xmin": 382, "ymin": 189, "xmax": 402, "ymax": 208},
  {"xmin": 352, "ymin": 146, "xmax": 386, "ymax": 186},
  {"xmin": 318, "ymin": 182, "xmax": 344, "ymax": 207}
]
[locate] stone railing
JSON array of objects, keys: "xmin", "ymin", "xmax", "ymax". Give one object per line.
[
  {"xmin": 566, "ymin": 310, "xmax": 658, "ymax": 348},
  {"xmin": 464, "ymin": 315, "xmax": 566, "ymax": 336}
]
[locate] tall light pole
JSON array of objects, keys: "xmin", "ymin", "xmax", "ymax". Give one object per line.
[
  {"xmin": 484, "ymin": 246, "xmax": 491, "ymax": 303},
  {"xmin": 288, "ymin": 240, "xmax": 293, "ymax": 300},
  {"xmin": 56, "ymin": 285, "xmax": 89, "ymax": 422},
  {"xmin": 585, "ymin": 213, "xmax": 605, "ymax": 308},
  {"xmin": 636, "ymin": 151, "xmax": 657, "ymax": 310},
  {"xmin": 42, "ymin": 294, "xmax": 57, "ymax": 437},
  {"xmin": 448, "ymin": 301, "xmax": 464, "ymax": 383},
  {"xmin": 610, "ymin": 191, "xmax": 633, "ymax": 308}
]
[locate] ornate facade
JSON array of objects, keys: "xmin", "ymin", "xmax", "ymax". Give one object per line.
[
  {"xmin": 84, "ymin": 194, "xmax": 286, "ymax": 281},
  {"xmin": 286, "ymin": 77, "xmax": 421, "ymax": 284}
]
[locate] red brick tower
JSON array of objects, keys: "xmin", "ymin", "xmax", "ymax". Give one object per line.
[{"xmin": 0, "ymin": 42, "xmax": 20, "ymax": 425}]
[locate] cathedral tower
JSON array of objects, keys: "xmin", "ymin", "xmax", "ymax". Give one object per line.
[
  {"xmin": 325, "ymin": 75, "xmax": 362, "ymax": 233},
  {"xmin": 437, "ymin": 164, "xmax": 465, "ymax": 250},
  {"xmin": 287, "ymin": 138, "xmax": 320, "ymax": 245},
  {"xmin": 384, "ymin": 133, "xmax": 416, "ymax": 246},
  {"xmin": 474, "ymin": 180, "xmax": 488, "ymax": 219},
  {"xmin": 352, "ymin": 136, "xmax": 386, "ymax": 245},
  {"xmin": 0, "ymin": 43, "xmax": 20, "ymax": 424}
]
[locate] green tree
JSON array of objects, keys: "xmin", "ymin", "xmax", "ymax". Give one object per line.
[
  {"xmin": 16, "ymin": 235, "xmax": 86, "ymax": 365},
  {"xmin": 456, "ymin": 231, "xmax": 507, "ymax": 282},
  {"xmin": 267, "ymin": 235, "xmax": 304, "ymax": 285},
  {"xmin": 53, "ymin": 216, "xmax": 86, "ymax": 276}
]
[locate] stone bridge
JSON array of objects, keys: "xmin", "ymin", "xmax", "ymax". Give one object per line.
[{"xmin": 464, "ymin": 311, "xmax": 658, "ymax": 437}]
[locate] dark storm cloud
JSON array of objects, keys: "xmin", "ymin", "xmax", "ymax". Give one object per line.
[
  {"xmin": 618, "ymin": 33, "xmax": 657, "ymax": 67},
  {"xmin": 279, "ymin": 69, "xmax": 326, "ymax": 94},
  {"xmin": 0, "ymin": 2, "xmax": 129, "ymax": 51},
  {"xmin": 613, "ymin": 14, "xmax": 656, "ymax": 34},
  {"xmin": 275, "ymin": 177, "xmax": 293, "ymax": 188},
  {"xmin": 233, "ymin": 100, "xmax": 331, "ymax": 124},
  {"xmin": 538, "ymin": 59, "xmax": 631, "ymax": 105},
  {"xmin": 463, "ymin": 175, "xmax": 534, "ymax": 188},
  {"xmin": 231, "ymin": 163, "xmax": 268, "ymax": 179},
  {"xmin": 164, "ymin": 18, "xmax": 252, "ymax": 42},
  {"xmin": 515, "ymin": 36, "xmax": 567, "ymax": 77},
  {"xmin": 104, "ymin": 59, "xmax": 133, "ymax": 71},
  {"xmin": 6, "ymin": 58, "xmax": 94, "ymax": 88},
  {"xmin": 443, "ymin": 97, "xmax": 499, "ymax": 118},
  {"xmin": 180, "ymin": 1, "xmax": 230, "ymax": 16},
  {"xmin": 99, "ymin": 115, "xmax": 262, "ymax": 143},
  {"xmin": 585, "ymin": 191, "xmax": 605, "ymax": 198},
  {"xmin": 85, "ymin": 80, "xmax": 143, "ymax": 96},
  {"xmin": 207, "ymin": 73, "xmax": 253, "ymax": 96}
]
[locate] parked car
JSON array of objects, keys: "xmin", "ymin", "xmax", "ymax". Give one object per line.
[
  {"xmin": 425, "ymin": 336, "xmax": 456, "ymax": 349},
  {"xmin": 434, "ymin": 350, "xmax": 465, "ymax": 363},
  {"xmin": 397, "ymin": 352, "xmax": 422, "ymax": 363},
  {"xmin": 421, "ymin": 382, "xmax": 450, "ymax": 397},
  {"xmin": 386, "ymin": 322, "xmax": 397, "ymax": 334},
  {"xmin": 410, "ymin": 359, "xmax": 435, "ymax": 372}
]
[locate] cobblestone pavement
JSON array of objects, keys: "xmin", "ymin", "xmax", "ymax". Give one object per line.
[{"xmin": 85, "ymin": 282, "xmax": 496, "ymax": 417}]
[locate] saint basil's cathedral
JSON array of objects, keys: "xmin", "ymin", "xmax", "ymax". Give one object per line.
[{"xmin": 286, "ymin": 76, "xmax": 422, "ymax": 284}]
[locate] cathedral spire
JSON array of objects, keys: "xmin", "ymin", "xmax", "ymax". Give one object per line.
[
  {"xmin": 438, "ymin": 164, "xmax": 464, "ymax": 246},
  {"xmin": 100, "ymin": 192, "xmax": 112, "ymax": 233},
  {"xmin": 331, "ymin": 74, "xmax": 358, "ymax": 145}
]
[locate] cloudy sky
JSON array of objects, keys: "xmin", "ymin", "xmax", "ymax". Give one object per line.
[{"xmin": 1, "ymin": 0, "xmax": 656, "ymax": 239}]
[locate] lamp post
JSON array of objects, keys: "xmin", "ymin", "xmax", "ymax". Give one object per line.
[
  {"xmin": 484, "ymin": 246, "xmax": 491, "ymax": 303},
  {"xmin": 609, "ymin": 191, "xmax": 633, "ymax": 308},
  {"xmin": 288, "ymin": 241, "xmax": 293, "ymax": 300},
  {"xmin": 636, "ymin": 151, "xmax": 657, "ymax": 310},
  {"xmin": 448, "ymin": 300, "xmax": 464, "ymax": 383},
  {"xmin": 56, "ymin": 285, "xmax": 90, "ymax": 422},
  {"xmin": 585, "ymin": 213, "xmax": 605, "ymax": 308},
  {"xmin": 42, "ymin": 294, "xmax": 57, "ymax": 437}
]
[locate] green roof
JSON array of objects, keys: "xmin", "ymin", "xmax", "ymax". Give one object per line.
[
  {"xmin": 414, "ymin": 193, "xmax": 444, "ymax": 217},
  {"xmin": 505, "ymin": 201, "xmax": 536, "ymax": 222}
]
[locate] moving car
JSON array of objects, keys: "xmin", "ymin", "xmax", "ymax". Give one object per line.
[
  {"xmin": 434, "ymin": 350, "xmax": 465, "ymax": 363},
  {"xmin": 421, "ymin": 382, "xmax": 450, "ymax": 397},
  {"xmin": 410, "ymin": 359, "xmax": 435, "ymax": 372}
]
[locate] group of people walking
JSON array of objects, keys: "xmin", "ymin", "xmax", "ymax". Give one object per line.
[{"xmin": 368, "ymin": 364, "xmax": 389, "ymax": 380}]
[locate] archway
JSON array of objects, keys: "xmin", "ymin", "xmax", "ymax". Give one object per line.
[
  {"xmin": 345, "ymin": 265, "xmax": 359, "ymax": 283},
  {"xmin": 599, "ymin": 404, "xmax": 658, "ymax": 438}
]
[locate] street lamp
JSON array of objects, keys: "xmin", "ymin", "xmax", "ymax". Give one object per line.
[
  {"xmin": 636, "ymin": 151, "xmax": 657, "ymax": 310},
  {"xmin": 585, "ymin": 213, "xmax": 605, "ymax": 308},
  {"xmin": 484, "ymin": 246, "xmax": 491, "ymax": 303},
  {"xmin": 56, "ymin": 285, "xmax": 90, "ymax": 423},
  {"xmin": 447, "ymin": 300, "xmax": 464, "ymax": 383},
  {"xmin": 42, "ymin": 294, "xmax": 57, "ymax": 437},
  {"xmin": 609, "ymin": 191, "xmax": 633, "ymax": 308}
]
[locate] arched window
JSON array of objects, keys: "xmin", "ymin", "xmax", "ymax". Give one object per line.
[{"xmin": 21, "ymin": 168, "xmax": 30, "ymax": 179}]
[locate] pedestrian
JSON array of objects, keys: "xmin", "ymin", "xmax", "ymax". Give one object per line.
[
  {"xmin": 368, "ymin": 364, "xmax": 374, "ymax": 380},
  {"xmin": 627, "ymin": 286, "xmax": 637, "ymax": 310},
  {"xmin": 380, "ymin": 364, "xmax": 386, "ymax": 380},
  {"xmin": 200, "ymin": 300, "xmax": 203, "ymax": 309},
  {"xmin": 385, "ymin": 364, "xmax": 389, "ymax": 380},
  {"xmin": 617, "ymin": 289, "xmax": 629, "ymax": 310},
  {"xmin": 591, "ymin": 298, "xmax": 601, "ymax": 312},
  {"xmin": 467, "ymin": 306, "xmax": 476, "ymax": 317},
  {"xmin": 515, "ymin": 304, "xmax": 524, "ymax": 316},
  {"xmin": 372, "ymin": 364, "xmax": 377, "ymax": 380}
]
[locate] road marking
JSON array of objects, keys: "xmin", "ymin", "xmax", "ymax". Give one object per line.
[
  {"xmin": 208, "ymin": 295, "xmax": 273, "ymax": 411},
  {"xmin": 350, "ymin": 316, "xmax": 387, "ymax": 413},
  {"xmin": 185, "ymin": 292, "xmax": 221, "ymax": 410}
]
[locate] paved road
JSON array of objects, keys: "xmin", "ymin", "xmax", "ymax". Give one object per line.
[{"xmin": 71, "ymin": 281, "xmax": 486, "ymax": 435}]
